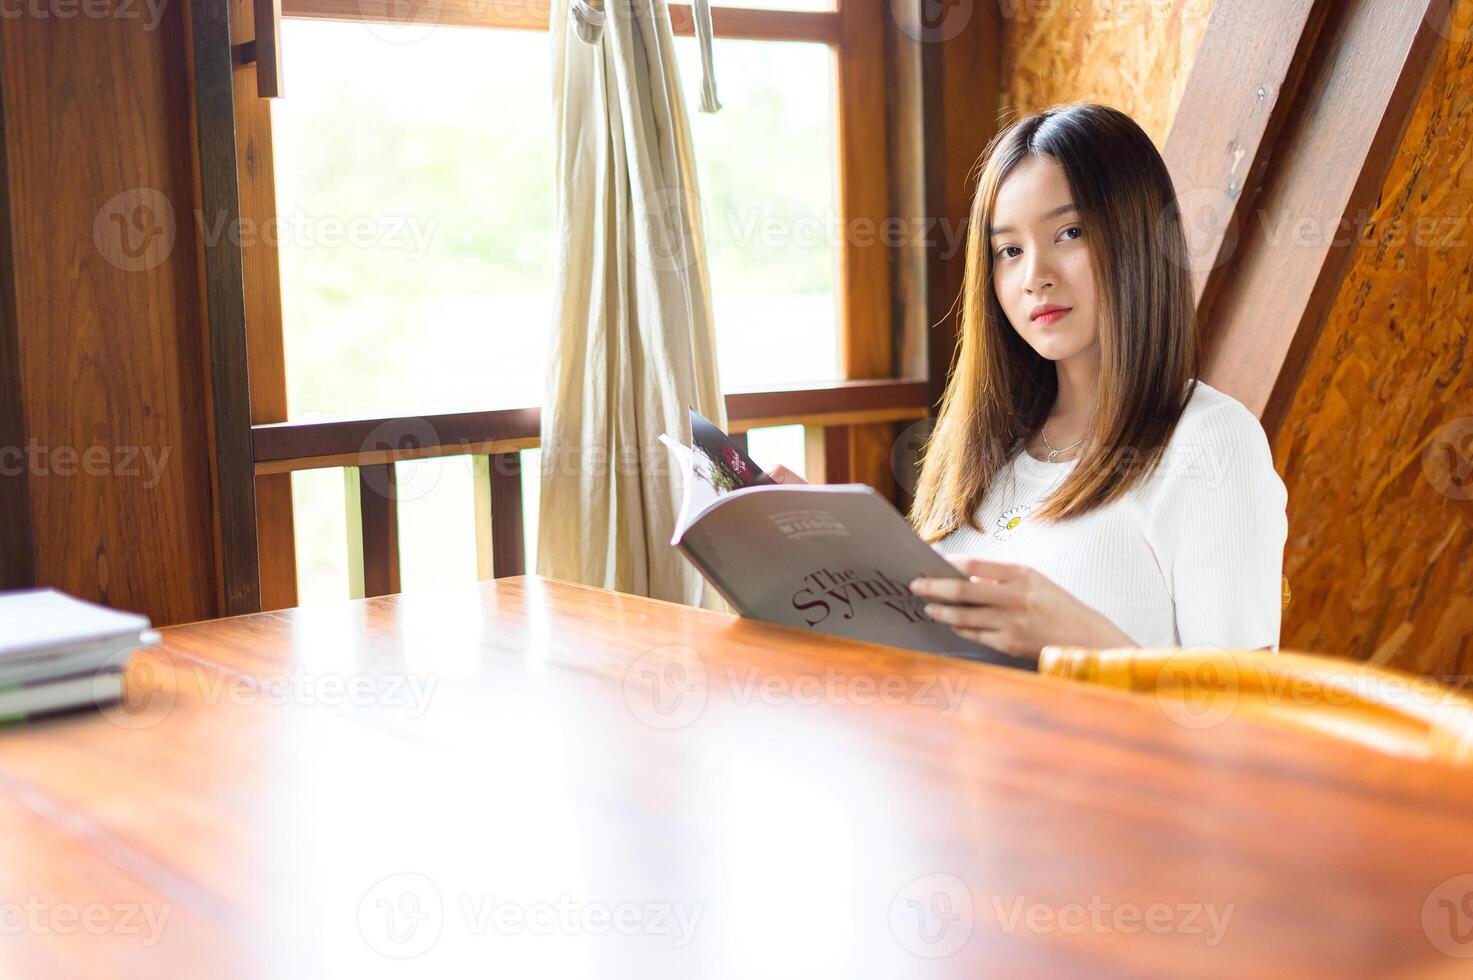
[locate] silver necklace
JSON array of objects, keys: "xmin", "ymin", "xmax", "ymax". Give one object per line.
[{"xmin": 1039, "ymin": 426, "xmax": 1086, "ymax": 463}]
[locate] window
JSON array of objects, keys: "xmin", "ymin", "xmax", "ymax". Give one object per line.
[
  {"xmin": 675, "ymin": 36, "xmax": 842, "ymax": 390},
  {"xmin": 273, "ymin": 22, "xmax": 556, "ymax": 419},
  {"xmin": 248, "ymin": 0, "xmax": 900, "ymax": 603},
  {"xmin": 272, "ymin": 19, "xmax": 847, "ymax": 420}
]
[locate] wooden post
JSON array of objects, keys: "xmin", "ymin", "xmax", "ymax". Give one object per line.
[
  {"xmin": 192, "ymin": 0, "xmax": 262, "ymax": 613},
  {"xmin": 346, "ymin": 464, "xmax": 400, "ymax": 598},
  {"xmin": 473, "ymin": 453, "xmax": 525, "ymax": 579},
  {"xmin": 804, "ymin": 425, "xmax": 852, "ymax": 484}
]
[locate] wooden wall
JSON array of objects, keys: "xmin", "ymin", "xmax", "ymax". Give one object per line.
[
  {"xmin": 999, "ymin": 0, "xmax": 1216, "ymax": 146},
  {"xmin": 1275, "ymin": 17, "xmax": 1473, "ymax": 679},
  {"xmin": 993, "ymin": 0, "xmax": 1472, "ymax": 677},
  {"xmin": 0, "ymin": 4, "xmax": 222, "ymax": 624}
]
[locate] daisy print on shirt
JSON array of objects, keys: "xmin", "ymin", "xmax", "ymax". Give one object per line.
[
  {"xmin": 993, "ymin": 504, "xmax": 1032, "ymax": 541},
  {"xmin": 986, "ymin": 464, "xmax": 1073, "ymax": 541}
]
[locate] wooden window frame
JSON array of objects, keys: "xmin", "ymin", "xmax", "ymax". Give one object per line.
[{"xmin": 217, "ymin": 0, "xmax": 927, "ymax": 609}]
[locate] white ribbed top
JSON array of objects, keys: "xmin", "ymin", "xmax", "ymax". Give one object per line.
[{"xmin": 935, "ymin": 381, "xmax": 1289, "ymax": 650}]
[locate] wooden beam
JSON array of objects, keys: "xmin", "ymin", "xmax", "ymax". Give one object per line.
[
  {"xmin": 886, "ymin": 0, "xmax": 926, "ymax": 385},
  {"xmin": 727, "ymin": 405, "xmax": 926, "ymax": 435},
  {"xmin": 191, "ymin": 0, "xmax": 263, "ymax": 614},
  {"xmin": 474, "ymin": 456, "xmax": 494, "ymax": 580},
  {"xmin": 251, "ymin": 407, "xmax": 930, "ymax": 474},
  {"xmin": 832, "ymin": 0, "xmax": 903, "ymax": 502},
  {"xmin": 252, "ymin": 382, "xmax": 930, "ymax": 469},
  {"xmin": 724, "ymin": 380, "xmax": 928, "ymax": 421},
  {"xmin": 252, "ymin": 0, "xmax": 283, "ymax": 97},
  {"xmin": 256, "ymin": 437, "xmax": 540, "ymax": 477},
  {"xmin": 282, "ymin": 0, "xmax": 840, "ymax": 43},
  {"xmin": 473, "ymin": 452, "xmax": 525, "ymax": 579},
  {"xmin": 230, "ymin": 0, "xmax": 297, "ymax": 611},
  {"xmin": 1163, "ymin": 0, "xmax": 1332, "ymax": 311},
  {"xmin": 256, "ymin": 407, "xmax": 542, "ymax": 467},
  {"xmin": 345, "ymin": 464, "xmax": 399, "ymax": 598},
  {"xmin": 0, "ymin": 78, "xmax": 32, "ymax": 591},
  {"xmin": 1192, "ymin": 0, "xmax": 1448, "ymax": 438},
  {"xmin": 912, "ymin": 0, "xmax": 1004, "ymax": 411},
  {"xmin": 835, "ymin": 0, "xmax": 892, "ymax": 382},
  {"xmin": 804, "ymin": 425, "xmax": 851, "ymax": 484}
]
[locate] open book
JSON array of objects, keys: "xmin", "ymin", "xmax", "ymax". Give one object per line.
[{"xmin": 660, "ymin": 408, "xmax": 1016, "ymax": 667}]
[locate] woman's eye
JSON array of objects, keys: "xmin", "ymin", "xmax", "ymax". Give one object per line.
[
  {"xmin": 1061, "ymin": 225, "xmax": 1084, "ymax": 241},
  {"xmin": 997, "ymin": 245, "xmax": 1022, "ymax": 259}
]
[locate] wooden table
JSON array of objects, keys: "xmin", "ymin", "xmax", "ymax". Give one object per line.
[{"xmin": 2, "ymin": 576, "xmax": 1471, "ymax": 978}]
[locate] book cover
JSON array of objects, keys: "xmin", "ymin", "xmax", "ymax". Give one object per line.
[
  {"xmin": 0, "ymin": 589, "xmax": 153, "ymax": 661},
  {"xmin": 663, "ymin": 409, "xmax": 1021, "ymax": 668}
]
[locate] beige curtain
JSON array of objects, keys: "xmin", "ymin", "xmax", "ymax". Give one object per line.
[{"xmin": 539, "ymin": 0, "xmax": 725, "ymax": 607}]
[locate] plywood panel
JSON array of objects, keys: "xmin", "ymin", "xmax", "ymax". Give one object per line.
[
  {"xmin": 1, "ymin": 5, "xmax": 220, "ymax": 624},
  {"xmin": 1275, "ymin": 20, "xmax": 1473, "ymax": 679},
  {"xmin": 1000, "ymin": 0, "xmax": 1216, "ymax": 147}
]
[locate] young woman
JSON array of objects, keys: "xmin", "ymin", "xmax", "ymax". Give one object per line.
[{"xmin": 901, "ymin": 103, "xmax": 1289, "ymax": 661}]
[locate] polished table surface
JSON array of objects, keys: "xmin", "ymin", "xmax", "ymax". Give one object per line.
[{"xmin": 3, "ymin": 575, "xmax": 1472, "ymax": 978}]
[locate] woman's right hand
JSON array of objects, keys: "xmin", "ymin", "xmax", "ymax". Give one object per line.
[{"xmin": 768, "ymin": 464, "xmax": 809, "ymax": 485}]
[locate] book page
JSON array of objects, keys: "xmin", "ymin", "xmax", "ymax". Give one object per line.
[
  {"xmin": 688, "ymin": 409, "xmax": 774, "ymax": 493},
  {"xmin": 659, "ymin": 432, "xmax": 720, "ymax": 540},
  {"xmin": 662, "ymin": 408, "xmax": 778, "ymax": 540}
]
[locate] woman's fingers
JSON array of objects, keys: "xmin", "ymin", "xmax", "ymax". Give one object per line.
[
  {"xmin": 964, "ymin": 631, "xmax": 1039, "ymax": 661},
  {"xmin": 909, "ymin": 575, "xmax": 1011, "ymax": 606},
  {"xmin": 944, "ymin": 556, "xmax": 1022, "ymax": 582},
  {"xmin": 923, "ymin": 602, "xmax": 1003, "ymax": 631},
  {"xmin": 911, "ymin": 557, "xmax": 1044, "ymax": 659}
]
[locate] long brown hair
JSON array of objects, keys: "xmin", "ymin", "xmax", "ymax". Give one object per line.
[{"xmin": 911, "ymin": 103, "xmax": 1201, "ymax": 542}]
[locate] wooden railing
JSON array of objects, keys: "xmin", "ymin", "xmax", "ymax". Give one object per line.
[{"xmin": 253, "ymin": 380, "xmax": 931, "ymax": 597}]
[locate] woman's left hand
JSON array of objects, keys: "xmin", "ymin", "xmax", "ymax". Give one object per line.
[{"xmin": 910, "ymin": 557, "xmax": 1135, "ymax": 661}]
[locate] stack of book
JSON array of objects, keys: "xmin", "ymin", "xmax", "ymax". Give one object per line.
[{"xmin": 0, "ymin": 589, "xmax": 158, "ymax": 723}]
